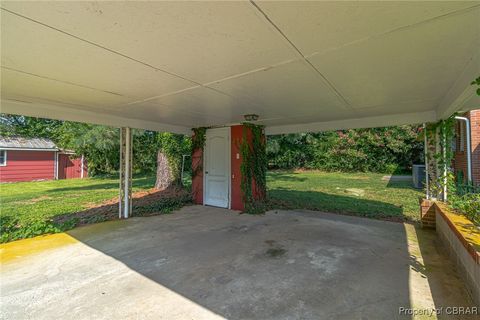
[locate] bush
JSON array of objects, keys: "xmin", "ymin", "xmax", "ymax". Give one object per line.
[
  {"xmin": 449, "ymin": 193, "xmax": 480, "ymax": 226},
  {"xmin": 267, "ymin": 125, "xmax": 423, "ymax": 173}
]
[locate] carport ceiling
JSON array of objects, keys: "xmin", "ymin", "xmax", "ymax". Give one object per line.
[{"xmin": 1, "ymin": 1, "xmax": 479, "ymax": 135}]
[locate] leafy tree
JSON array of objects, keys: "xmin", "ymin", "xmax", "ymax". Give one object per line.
[
  {"xmin": 0, "ymin": 114, "xmax": 191, "ymax": 180},
  {"xmin": 267, "ymin": 125, "xmax": 423, "ymax": 173}
]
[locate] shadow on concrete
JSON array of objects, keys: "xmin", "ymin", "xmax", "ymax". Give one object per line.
[
  {"xmin": 64, "ymin": 207, "xmax": 415, "ymax": 319},
  {"xmin": 414, "ymin": 226, "xmax": 475, "ymax": 319}
]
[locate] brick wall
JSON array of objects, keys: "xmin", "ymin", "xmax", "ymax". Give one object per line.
[
  {"xmin": 453, "ymin": 109, "xmax": 480, "ymax": 185},
  {"xmin": 419, "ymin": 199, "xmax": 436, "ymax": 229}
]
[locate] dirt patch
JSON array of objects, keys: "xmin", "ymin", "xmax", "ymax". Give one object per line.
[
  {"xmin": 13, "ymin": 196, "xmax": 52, "ymax": 205},
  {"xmin": 54, "ymin": 187, "xmax": 191, "ymax": 227}
]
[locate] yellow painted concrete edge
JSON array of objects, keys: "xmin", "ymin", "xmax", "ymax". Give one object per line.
[
  {"xmin": 435, "ymin": 202, "xmax": 480, "ymax": 254},
  {"xmin": 0, "ymin": 233, "xmax": 78, "ymax": 265}
]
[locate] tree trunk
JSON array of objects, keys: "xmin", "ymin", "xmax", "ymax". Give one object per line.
[{"xmin": 154, "ymin": 151, "xmax": 174, "ymax": 190}]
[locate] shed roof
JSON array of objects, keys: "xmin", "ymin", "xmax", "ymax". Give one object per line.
[{"xmin": 0, "ymin": 136, "xmax": 58, "ymax": 150}]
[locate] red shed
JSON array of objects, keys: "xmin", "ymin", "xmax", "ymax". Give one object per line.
[{"xmin": 0, "ymin": 137, "xmax": 87, "ymax": 183}]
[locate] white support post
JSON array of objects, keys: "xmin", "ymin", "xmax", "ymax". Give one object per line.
[
  {"xmin": 80, "ymin": 154, "xmax": 84, "ymax": 179},
  {"xmin": 119, "ymin": 127, "xmax": 132, "ymax": 219},
  {"xmin": 423, "ymin": 123, "xmax": 429, "ymax": 200}
]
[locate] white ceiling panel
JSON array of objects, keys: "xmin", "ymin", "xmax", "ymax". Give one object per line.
[
  {"xmin": 1, "ymin": 1, "xmax": 297, "ymax": 84},
  {"xmin": 1, "ymin": 11, "xmax": 195, "ymax": 100},
  {"xmin": 256, "ymin": 1, "xmax": 478, "ymax": 56},
  {"xmin": 118, "ymin": 102, "xmax": 228, "ymax": 129},
  {"xmin": 1, "ymin": 68, "xmax": 131, "ymax": 111},
  {"xmin": 145, "ymin": 87, "xmax": 250, "ymax": 126},
  {"xmin": 1, "ymin": 1, "xmax": 478, "ymax": 133},
  {"xmin": 308, "ymin": 7, "xmax": 480, "ymax": 109},
  {"xmin": 209, "ymin": 60, "xmax": 349, "ymax": 121},
  {"xmin": 353, "ymin": 99, "xmax": 437, "ymax": 119}
]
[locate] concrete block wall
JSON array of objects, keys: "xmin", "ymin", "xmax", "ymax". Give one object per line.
[{"xmin": 436, "ymin": 207, "xmax": 480, "ymax": 306}]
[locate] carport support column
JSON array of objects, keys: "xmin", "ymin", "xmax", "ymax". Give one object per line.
[{"xmin": 119, "ymin": 127, "xmax": 132, "ymax": 219}]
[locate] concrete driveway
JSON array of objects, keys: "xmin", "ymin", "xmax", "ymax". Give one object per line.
[{"xmin": 0, "ymin": 206, "xmax": 474, "ymax": 319}]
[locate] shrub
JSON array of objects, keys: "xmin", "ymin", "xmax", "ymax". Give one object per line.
[
  {"xmin": 267, "ymin": 125, "xmax": 423, "ymax": 173},
  {"xmin": 449, "ymin": 193, "xmax": 480, "ymax": 226}
]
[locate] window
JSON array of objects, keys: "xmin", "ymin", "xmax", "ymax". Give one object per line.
[{"xmin": 0, "ymin": 150, "xmax": 6, "ymax": 166}]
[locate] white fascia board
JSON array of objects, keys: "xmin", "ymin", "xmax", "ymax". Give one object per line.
[
  {"xmin": 436, "ymin": 52, "xmax": 480, "ymax": 119},
  {"xmin": 265, "ymin": 111, "xmax": 437, "ymax": 135},
  {"xmin": 1, "ymin": 99, "xmax": 191, "ymax": 135}
]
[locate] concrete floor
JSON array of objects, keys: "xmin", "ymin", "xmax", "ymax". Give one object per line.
[{"xmin": 0, "ymin": 206, "xmax": 475, "ymax": 320}]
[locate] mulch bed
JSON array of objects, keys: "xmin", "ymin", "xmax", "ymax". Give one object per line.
[{"xmin": 54, "ymin": 187, "xmax": 191, "ymax": 227}]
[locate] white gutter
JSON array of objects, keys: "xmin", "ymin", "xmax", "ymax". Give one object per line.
[
  {"xmin": 455, "ymin": 116, "xmax": 473, "ymax": 183},
  {"xmin": 0, "ymin": 147, "xmax": 59, "ymax": 151}
]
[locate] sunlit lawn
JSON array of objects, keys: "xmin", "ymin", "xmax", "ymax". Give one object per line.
[
  {"xmin": 267, "ymin": 170, "xmax": 423, "ymax": 222},
  {"xmin": 0, "ymin": 170, "xmax": 423, "ymax": 242},
  {"xmin": 0, "ymin": 175, "xmax": 156, "ymax": 241}
]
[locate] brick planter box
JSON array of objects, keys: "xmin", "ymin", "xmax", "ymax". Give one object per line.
[{"xmin": 419, "ymin": 198, "xmax": 436, "ymax": 229}]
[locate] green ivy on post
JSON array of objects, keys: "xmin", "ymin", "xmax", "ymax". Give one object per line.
[{"xmin": 240, "ymin": 123, "xmax": 267, "ymax": 214}]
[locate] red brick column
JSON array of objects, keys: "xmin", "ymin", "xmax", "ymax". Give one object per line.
[{"xmin": 419, "ymin": 198, "xmax": 436, "ymax": 229}]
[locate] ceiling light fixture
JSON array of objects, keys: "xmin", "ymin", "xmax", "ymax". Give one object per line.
[{"xmin": 243, "ymin": 114, "xmax": 259, "ymax": 122}]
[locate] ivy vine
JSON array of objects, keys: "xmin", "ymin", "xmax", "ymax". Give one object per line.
[
  {"xmin": 191, "ymin": 127, "xmax": 207, "ymax": 179},
  {"xmin": 424, "ymin": 115, "xmax": 457, "ymax": 200},
  {"xmin": 240, "ymin": 123, "xmax": 267, "ymax": 213}
]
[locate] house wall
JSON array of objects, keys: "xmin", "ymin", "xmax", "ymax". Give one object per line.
[
  {"xmin": 0, "ymin": 150, "xmax": 55, "ymax": 182},
  {"xmin": 454, "ymin": 110, "xmax": 480, "ymax": 185},
  {"xmin": 231, "ymin": 125, "xmax": 244, "ymax": 211}
]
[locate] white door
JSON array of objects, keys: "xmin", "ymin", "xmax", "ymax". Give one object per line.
[{"xmin": 204, "ymin": 127, "xmax": 230, "ymax": 208}]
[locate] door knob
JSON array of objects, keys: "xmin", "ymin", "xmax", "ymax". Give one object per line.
[{"xmin": 205, "ymin": 171, "xmax": 209, "ymax": 174}]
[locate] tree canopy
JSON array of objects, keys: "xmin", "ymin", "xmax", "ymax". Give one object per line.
[
  {"xmin": 1, "ymin": 114, "xmax": 423, "ymax": 175},
  {"xmin": 0, "ymin": 114, "xmax": 190, "ymax": 176}
]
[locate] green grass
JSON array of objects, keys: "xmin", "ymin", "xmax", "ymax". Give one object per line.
[
  {"xmin": 267, "ymin": 171, "xmax": 423, "ymax": 222},
  {"xmin": 1, "ymin": 170, "xmax": 423, "ymax": 243},
  {"xmin": 0, "ymin": 175, "xmax": 156, "ymax": 242}
]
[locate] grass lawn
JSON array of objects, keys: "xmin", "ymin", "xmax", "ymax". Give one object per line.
[
  {"xmin": 1, "ymin": 170, "xmax": 423, "ymax": 242},
  {"xmin": 0, "ymin": 175, "xmax": 157, "ymax": 242},
  {"xmin": 268, "ymin": 170, "xmax": 423, "ymax": 222}
]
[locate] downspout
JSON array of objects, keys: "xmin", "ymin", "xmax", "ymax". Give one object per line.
[
  {"xmin": 423, "ymin": 123, "xmax": 429, "ymax": 200},
  {"xmin": 454, "ymin": 116, "xmax": 472, "ymax": 183}
]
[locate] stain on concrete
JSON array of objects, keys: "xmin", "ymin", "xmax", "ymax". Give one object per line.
[
  {"xmin": 265, "ymin": 247, "xmax": 287, "ymax": 258},
  {"xmin": 264, "ymin": 240, "xmax": 287, "ymax": 258},
  {"xmin": 0, "ymin": 233, "xmax": 78, "ymax": 264}
]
